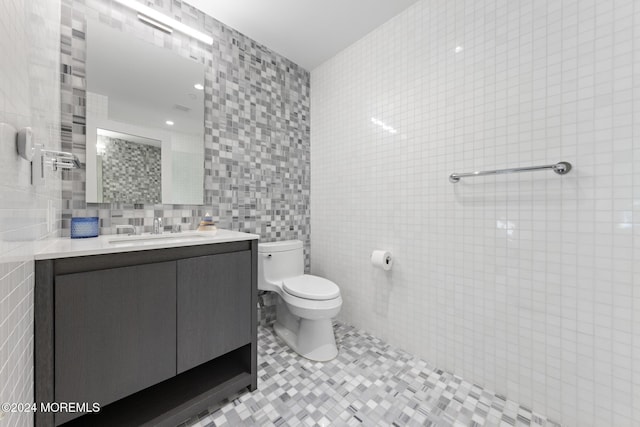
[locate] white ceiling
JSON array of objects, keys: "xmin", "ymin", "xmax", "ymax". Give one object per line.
[{"xmin": 187, "ymin": 0, "xmax": 421, "ymax": 71}]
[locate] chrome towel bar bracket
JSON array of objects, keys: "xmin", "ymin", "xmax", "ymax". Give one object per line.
[{"xmin": 449, "ymin": 161, "xmax": 572, "ymax": 183}]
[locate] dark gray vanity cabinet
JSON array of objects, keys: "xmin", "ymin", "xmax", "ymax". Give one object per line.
[
  {"xmin": 177, "ymin": 252, "xmax": 252, "ymax": 373},
  {"xmin": 54, "ymin": 262, "xmax": 177, "ymax": 425},
  {"xmin": 35, "ymin": 240, "xmax": 258, "ymax": 427}
]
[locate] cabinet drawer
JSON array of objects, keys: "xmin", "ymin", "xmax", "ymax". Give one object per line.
[
  {"xmin": 54, "ymin": 262, "xmax": 176, "ymax": 424},
  {"xmin": 177, "ymin": 251, "xmax": 252, "ymax": 373}
]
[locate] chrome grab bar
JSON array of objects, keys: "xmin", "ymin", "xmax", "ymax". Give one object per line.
[{"xmin": 449, "ymin": 161, "xmax": 572, "ymax": 183}]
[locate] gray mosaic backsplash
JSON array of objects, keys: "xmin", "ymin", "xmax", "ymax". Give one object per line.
[
  {"xmin": 99, "ymin": 135, "xmax": 161, "ymax": 204},
  {"xmin": 60, "ymin": 0, "xmax": 311, "ymax": 269}
]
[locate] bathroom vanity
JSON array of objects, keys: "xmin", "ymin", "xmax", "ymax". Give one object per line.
[{"xmin": 34, "ymin": 230, "xmax": 259, "ymax": 426}]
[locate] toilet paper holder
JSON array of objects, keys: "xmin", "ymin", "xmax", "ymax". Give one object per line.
[{"xmin": 371, "ymin": 250, "xmax": 393, "ymax": 271}]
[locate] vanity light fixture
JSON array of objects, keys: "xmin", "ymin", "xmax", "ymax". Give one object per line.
[
  {"xmin": 165, "ymin": 120, "xmax": 175, "ymax": 126},
  {"xmin": 137, "ymin": 14, "xmax": 173, "ymax": 34},
  {"xmin": 193, "ymin": 83, "xmax": 204, "ymax": 90},
  {"xmin": 113, "ymin": 0, "xmax": 214, "ymax": 45}
]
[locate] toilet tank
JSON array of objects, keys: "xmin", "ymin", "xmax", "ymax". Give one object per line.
[{"xmin": 258, "ymin": 240, "xmax": 304, "ymax": 290}]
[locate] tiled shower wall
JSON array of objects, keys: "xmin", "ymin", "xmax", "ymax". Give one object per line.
[
  {"xmin": 311, "ymin": 0, "xmax": 639, "ymax": 426},
  {"xmin": 0, "ymin": 0, "xmax": 61, "ymax": 425},
  {"xmin": 60, "ymin": 0, "xmax": 311, "ymax": 266}
]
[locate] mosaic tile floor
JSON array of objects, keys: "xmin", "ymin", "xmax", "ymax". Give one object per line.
[{"xmin": 181, "ymin": 322, "xmax": 560, "ymax": 427}]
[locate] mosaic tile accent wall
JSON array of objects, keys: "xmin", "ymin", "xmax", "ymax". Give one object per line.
[
  {"xmin": 60, "ymin": 0, "xmax": 311, "ymax": 268},
  {"xmin": 0, "ymin": 0, "xmax": 61, "ymax": 425},
  {"xmin": 311, "ymin": 0, "xmax": 640, "ymax": 426},
  {"xmin": 99, "ymin": 136, "xmax": 162, "ymax": 204}
]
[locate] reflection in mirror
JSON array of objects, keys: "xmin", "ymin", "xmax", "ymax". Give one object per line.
[
  {"xmin": 85, "ymin": 18, "xmax": 205, "ymax": 205},
  {"xmin": 96, "ymin": 129, "xmax": 161, "ymax": 203}
]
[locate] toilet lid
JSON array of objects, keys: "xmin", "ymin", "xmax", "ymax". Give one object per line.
[{"xmin": 282, "ymin": 275, "xmax": 340, "ymax": 300}]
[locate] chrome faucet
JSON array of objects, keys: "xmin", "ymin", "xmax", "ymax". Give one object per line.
[{"xmin": 152, "ymin": 217, "xmax": 163, "ymax": 234}]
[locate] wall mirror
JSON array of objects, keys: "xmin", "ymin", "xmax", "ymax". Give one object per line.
[{"xmin": 85, "ymin": 19, "xmax": 205, "ymax": 205}]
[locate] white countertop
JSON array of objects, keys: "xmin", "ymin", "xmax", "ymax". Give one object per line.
[{"xmin": 34, "ymin": 229, "xmax": 259, "ymax": 260}]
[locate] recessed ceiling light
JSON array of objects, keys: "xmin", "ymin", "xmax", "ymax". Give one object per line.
[
  {"xmin": 194, "ymin": 83, "xmax": 204, "ymax": 90},
  {"xmin": 454, "ymin": 46, "xmax": 463, "ymax": 53},
  {"xmin": 165, "ymin": 120, "xmax": 174, "ymax": 126}
]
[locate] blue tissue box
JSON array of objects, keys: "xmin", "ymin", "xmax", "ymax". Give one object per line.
[{"xmin": 70, "ymin": 217, "xmax": 99, "ymax": 238}]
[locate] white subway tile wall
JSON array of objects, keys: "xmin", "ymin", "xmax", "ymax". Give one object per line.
[
  {"xmin": 0, "ymin": 0, "xmax": 61, "ymax": 425},
  {"xmin": 311, "ymin": 0, "xmax": 639, "ymax": 426}
]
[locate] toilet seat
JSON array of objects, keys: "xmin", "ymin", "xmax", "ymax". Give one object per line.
[{"xmin": 282, "ymin": 275, "xmax": 340, "ymax": 301}]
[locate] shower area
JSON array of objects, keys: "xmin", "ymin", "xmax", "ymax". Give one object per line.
[{"xmin": 310, "ymin": 1, "xmax": 640, "ymax": 426}]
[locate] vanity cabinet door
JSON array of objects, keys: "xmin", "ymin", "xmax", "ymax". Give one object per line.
[
  {"xmin": 54, "ymin": 262, "xmax": 176, "ymax": 424},
  {"xmin": 177, "ymin": 251, "xmax": 252, "ymax": 373}
]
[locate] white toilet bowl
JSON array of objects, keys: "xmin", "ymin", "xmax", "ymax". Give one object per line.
[{"xmin": 258, "ymin": 240, "xmax": 342, "ymax": 361}]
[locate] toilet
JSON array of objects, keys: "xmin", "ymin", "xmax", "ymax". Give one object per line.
[{"xmin": 258, "ymin": 240, "xmax": 342, "ymax": 361}]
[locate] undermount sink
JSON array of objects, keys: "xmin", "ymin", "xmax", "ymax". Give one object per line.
[{"xmin": 108, "ymin": 232, "xmax": 211, "ymax": 244}]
